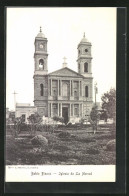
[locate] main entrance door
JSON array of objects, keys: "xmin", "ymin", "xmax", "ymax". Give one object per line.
[{"xmin": 62, "ymin": 107, "xmax": 68, "ymax": 125}]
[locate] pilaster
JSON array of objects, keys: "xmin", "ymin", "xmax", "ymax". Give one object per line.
[{"xmin": 61, "ymin": 103, "xmax": 62, "ymax": 117}]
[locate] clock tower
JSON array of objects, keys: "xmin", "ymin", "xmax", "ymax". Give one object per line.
[
  {"xmin": 34, "ymin": 27, "xmax": 48, "ymax": 75},
  {"xmin": 77, "ymin": 33, "xmax": 92, "ymax": 77}
]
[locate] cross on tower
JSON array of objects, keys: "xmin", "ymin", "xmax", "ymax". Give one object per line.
[
  {"xmin": 83, "ymin": 32, "xmax": 85, "ymax": 38},
  {"xmin": 62, "ymin": 57, "xmax": 67, "ymax": 68},
  {"xmin": 63, "ymin": 57, "xmax": 67, "ymax": 63},
  {"xmin": 12, "ymin": 91, "xmax": 18, "ymax": 110}
]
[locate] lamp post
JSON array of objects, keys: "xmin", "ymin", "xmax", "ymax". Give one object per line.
[
  {"xmin": 94, "ymin": 82, "xmax": 98, "ymax": 106},
  {"xmin": 86, "ymin": 97, "xmax": 87, "ymax": 129},
  {"xmin": 94, "ymin": 82, "xmax": 98, "ymax": 133}
]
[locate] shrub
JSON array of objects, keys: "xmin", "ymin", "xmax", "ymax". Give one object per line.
[
  {"xmin": 58, "ymin": 131, "xmax": 71, "ymax": 138},
  {"xmin": 37, "ymin": 124, "xmax": 58, "ymax": 133},
  {"xmin": 53, "ymin": 116, "xmax": 64, "ymax": 124},
  {"xmin": 106, "ymin": 139, "xmax": 116, "ymax": 151},
  {"xmin": 31, "ymin": 135, "xmax": 48, "ymax": 147},
  {"xmin": 47, "ymin": 124, "xmax": 58, "ymax": 133},
  {"xmin": 19, "ymin": 123, "xmax": 28, "ymax": 132},
  {"xmin": 37, "ymin": 124, "xmax": 46, "ymax": 132},
  {"xmin": 90, "ymin": 105, "xmax": 100, "ymax": 133},
  {"xmin": 67, "ymin": 122, "xmax": 72, "ymax": 127},
  {"xmin": 87, "ymin": 148, "xmax": 100, "ymax": 155},
  {"xmin": 27, "ymin": 112, "xmax": 43, "ymax": 135}
]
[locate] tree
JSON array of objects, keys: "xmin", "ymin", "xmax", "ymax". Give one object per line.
[
  {"xmin": 90, "ymin": 105, "xmax": 100, "ymax": 134},
  {"xmin": 53, "ymin": 115, "xmax": 64, "ymax": 124},
  {"xmin": 100, "ymin": 110, "xmax": 108, "ymax": 122},
  {"xmin": 101, "ymin": 88, "xmax": 116, "ymax": 122},
  {"xmin": 27, "ymin": 112, "xmax": 43, "ymax": 136},
  {"xmin": 6, "ymin": 116, "xmax": 24, "ymax": 137},
  {"xmin": 58, "ymin": 117, "xmax": 64, "ymax": 124}
]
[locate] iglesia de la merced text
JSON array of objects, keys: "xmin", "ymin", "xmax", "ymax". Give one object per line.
[{"xmin": 34, "ymin": 27, "xmax": 93, "ymax": 124}]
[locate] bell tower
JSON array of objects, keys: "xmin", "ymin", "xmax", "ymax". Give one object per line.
[
  {"xmin": 77, "ymin": 33, "xmax": 92, "ymax": 77},
  {"xmin": 33, "ymin": 27, "xmax": 48, "ymax": 117},
  {"xmin": 34, "ymin": 27, "xmax": 48, "ymax": 75}
]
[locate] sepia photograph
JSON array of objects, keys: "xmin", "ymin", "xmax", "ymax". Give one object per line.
[{"xmin": 5, "ymin": 7, "xmax": 116, "ymax": 182}]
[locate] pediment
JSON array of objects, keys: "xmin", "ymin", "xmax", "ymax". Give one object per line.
[{"xmin": 48, "ymin": 67, "xmax": 83, "ymax": 78}]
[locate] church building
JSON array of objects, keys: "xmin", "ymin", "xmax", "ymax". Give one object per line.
[{"xmin": 33, "ymin": 27, "xmax": 93, "ymax": 123}]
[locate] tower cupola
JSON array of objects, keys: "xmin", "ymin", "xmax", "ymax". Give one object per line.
[
  {"xmin": 36, "ymin": 26, "xmax": 45, "ymax": 38},
  {"xmin": 80, "ymin": 32, "xmax": 89, "ymax": 43}
]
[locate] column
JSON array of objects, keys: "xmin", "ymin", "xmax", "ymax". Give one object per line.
[
  {"xmin": 79, "ymin": 104, "xmax": 80, "ymax": 117},
  {"xmin": 82, "ymin": 103, "xmax": 83, "ymax": 117},
  {"xmin": 49, "ymin": 103, "xmax": 50, "ymax": 117},
  {"xmin": 58, "ymin": 80, "xmax": 59, "ymax": 96},
  {"xmin": 59, "ymin": 80, "xmax": 61, "ymax": 96},
  {"xmin": 59, "ymin": 103, "xmax": 60, "ymax": 116},
  {"xmin": 60, "ymin": 80, "xmax": 62, "ymax": 96},
  {"xmin": 73, "ymin": 104, "xmax": 74, "ymax": 116},
  {"xmin": 50, "ymin": 79, "xmax": 51, "ymax": 96},
  {"xmin": 70, "ymin": 103, "xmax": 71, "ymax": 117},
  {"xmin": 81, "ymin": 81, "xmax": 83, "ymax": 97},
  {"xmin": 48, "ymin": 79, "xmax": 49, "ymax": 96},
  {"xmin": 70, "ymin": 80, "xmax": 71, "ymax": 97},
  {"xmin": 71, "ymin": 104, "xmax": 72, "ymax": 116},
  {"xmin": 61, "ymin": 103, "xmax": 62, "ymax": 117},
  {"xmin": 80, "ymin": 103, "xmax": 82, "ymax": 116},
  {"xmin": 51, "ymin": 102, "xmax": 52, "ymax": 117},
  {"xmin": 72, "ymin": 80, "xmax": 74, "ymax": 96},
  {"xmin": 60, "ymin": 80, "xmax": 61, "ymax": 96},
  {"xmin": 80, "ymin": 81, "xmax": 81, "ymax": 96},
  {"xmin": 58, "ymin": 103, "xmax": 59, "ymax": 116},
  {"xmin": 51, "ymin": 79, "xmax": 52, "ymax": 96},
  {"xmin": 78, "ymin": 80, "xmax": 80, "ymax": 97},
  {"xmin": 70, "ymin": 80, "xmax": 72, "ymax": 96}
]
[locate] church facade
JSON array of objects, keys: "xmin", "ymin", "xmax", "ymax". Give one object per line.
[{"xmin": 33, "ymin": 28, "xmax": 93, "ymax": 123}]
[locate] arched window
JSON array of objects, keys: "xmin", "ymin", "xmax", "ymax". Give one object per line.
[
  {"xmin": 84, "ymin": 62, "xmax": 88, "ymax": 72},
  {"xmin": 40, "ymin": 84, "xmax": 44, "ymax": 96},
  {"xmin": 85, "ymin": 86, "xmax": 88, "ymax": 97},
  {"xmin": 62, "ymin": 83, "xmax": 68, "ymax": 96},
  {"xmin": 39, "ymin": 59, "xmax": 44, "ymax": 70},
  {"xmin": 78, "ymin": 64, "xmax": 80, "ymax": 70}
]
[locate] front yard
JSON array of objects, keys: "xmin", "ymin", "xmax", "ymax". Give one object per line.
[{"xmin": 6, "ymin": 126, "xmax": 116, "ymax": 165}]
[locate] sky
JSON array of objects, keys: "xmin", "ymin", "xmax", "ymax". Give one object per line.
[{"xmin": 6, "ymin": 7, "xmax": 116, "ymax": 111}]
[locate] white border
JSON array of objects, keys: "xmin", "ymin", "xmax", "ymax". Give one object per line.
[{"xmin": 5, "ymin": 165, "xmax": 116, "ymax": 182}]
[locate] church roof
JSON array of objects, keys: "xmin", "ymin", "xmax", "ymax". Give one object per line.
[{"xmin": 48, "ymin": 67, "xmax": 84, "ymax": 78}]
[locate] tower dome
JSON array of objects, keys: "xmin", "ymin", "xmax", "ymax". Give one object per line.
[
  {"xmin": 80, "ymin": 32, "xmax": 89, "ymax": 43},
  {"xmin": 36, "ymin": 26, "xmax": 45, "ymax": 38}
]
